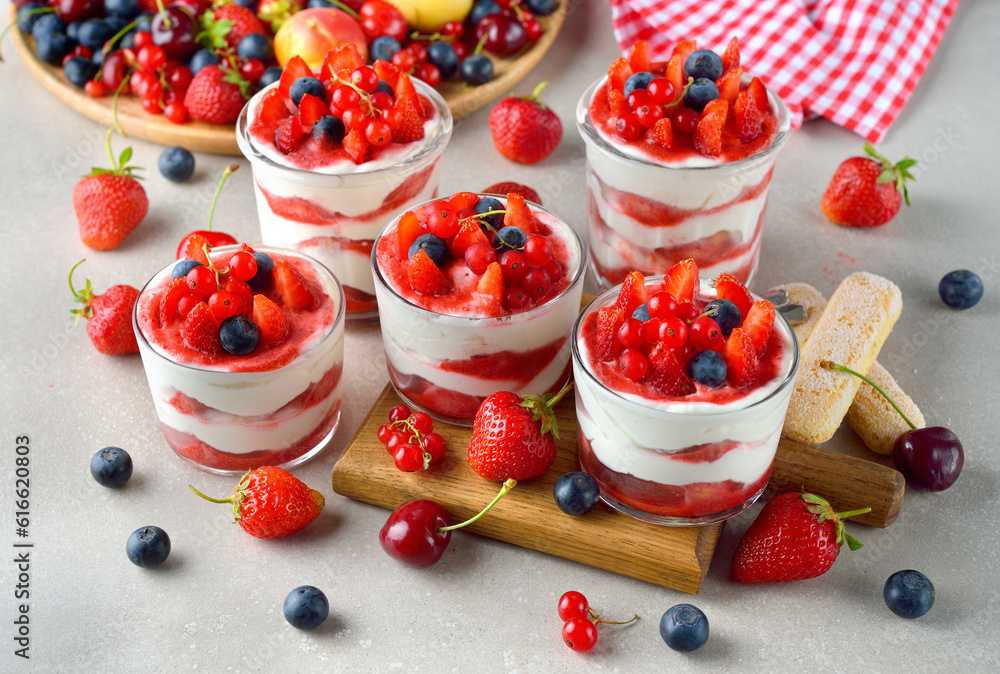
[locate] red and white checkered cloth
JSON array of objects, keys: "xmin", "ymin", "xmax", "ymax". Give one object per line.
[{"xmin": 610, "ymin": 0, "xmax": 960, "ymax": 142}]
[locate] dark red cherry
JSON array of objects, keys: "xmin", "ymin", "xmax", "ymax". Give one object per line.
[
  {"xmin": 151, "ymin": 6, "xmax": 198, "ymax": 61},
  {"xmin": 475, "ymin": 16, "xmax": 527, "ymax": 58},
  {"xmin": 57, "ymin": 0, "xmax": 102, "ymax": 23},
  {"xmin": 378, "ymin": 499, "xmax": 452, "ymax": 568},
  {"xmin": 893, "ymin": 426, "xmax": 964, "ymax": 491}
]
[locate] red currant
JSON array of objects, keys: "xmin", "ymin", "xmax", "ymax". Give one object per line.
[
  {"xmin": 464, "ymin": 242, "xmax": 496, "ymax": 275},
  {"xmin": 415, "ymin": 63, "xmax": 442, "ymax": 87},
  {"xmin": 391, "ymin": 49, "xmax": 415, "ymax": 72},
  {"xmin": 164, "ymin": 102, "xmax": 187, "ymax": 124},
  {"xmin": 240, "ymin": 58, "xmax": 265, "ymax": 82},
  {"xmin": 676, "ymin": 302, "xmax": 700, "ymax": 321},
  {"xmin": 658, "ymin": 317, "xmax": 688, "ymax": 348},
  {"xmin": 84, "ymin": 80, "xmax": 106, "ymax": 97},
  {"xmin": 543, "ymin": 259, "xmax": 563, "ymax": 283},
  {"xmin": 452, "ymin": 42, "xmax": 467, "ymax": 61},
  {"xmin": 411, "ymin": 411, "xmax": 434, "ymax": 434},
  {"xmin": 647, "ymin": 78, "xmax": 674, "ymax": 104},
  {"xmin": 504, "ymin": 285, "xmax": 529, "ymax": 310},
  {"xmin": 423, "ymin": 433, "xmax": 447, "ymax": 463},
  {"xmin": 208, "ymin": 291, "xmax": 241, "ymax": 322},
  {"xmin": 689, "ymin": 316, "xmax": 725, "ymax": 352},
  {"xmin": 365, "ymin": 119, "xmax": 392, "ymax": 147},
  {"xmin": 229, "ymin": 251, "xmax": 258, "ymax": 281},
  {"xmin": 381, "ymin": 107, "xmax": 402, "ymax": 130},
  {"xmin": 643, "ymin": 317, "xmax": 661, "ymax": 344},
  {"xmin": 635, "ymin": 102, "xmax": 664, "ymax": 128},
  {"xmin": 331, "ymin": 84, "xmax": 360, "ymax": 112},
  {"xmin": 674, "ymin": 109, "xmax": 700, "ymax": 134},
  {"xmin": 351, "ymin": 66, "xmax": 379, "ymax": 93},
  {"xmin": 442, "ymin": 20, "xmax": 464, "ymax": 38},
  {"xmin": 406, "ymin": 42, "xmax": 428, "ymax": 64},
  {"xmin": 647, "ymin": 291, "xmax": 678, "ymax": 319},
  {"xmin": 165, "ymin": 63, "xmax": 193, "ymax": 93},
  {"xmin": 377, "ymin": 423, "xmax": 394, "ymax": 444},
  {"xmin": 615, "ymin": 114, "xmax": 644, "ymax": 141},
  {"xmin": 371, "ymin": 91, "xmax": 394, "ymax": 111},
  {"xmin": 557, "ymin": 591, "xmax": 589, "ymax": 621},
  {"xmin": 627, "ymin": 89, "xmax": 651, "ymax": 112},
  {"xmin": 523, "ymin": 235, "xmax": 553, "ymax": 266},
  {"xmin": 499, "ymin": 250, "xmax": 529, "ymax": 283},
  {"xmin": 393, "ymin": 443, "xmax": 424, "ymax": 472},
  {"xmin": 522, "ymin": 17, "xmax": 543, "ymax": 41},
  {"xmin": 426, "ymin": 201, "xmax": 459, "ymax": 238},
  {"xmin": 618, "ymin": 349, "xmax": 649, "ymax": 380},
  {"xmin": 341, "ymin": 107, "xmax": 367, "ymax": 131},
  {"xmin": 562, "ymin": 616, "xmax": 598, "ymax": 652},
  {"xmin": 389, "ymin": 404, "xmax": 411, "ymax": 422},
  {"xmin": 137, "ymin": 44, "xmax": 166, "ymax": 72},
  {"xmin": 617, "ymin": 318, "xmax": 646, "ymax": 349},
  {"xmin": 522, "ymin": 267, "xmax": 551, "ymax": 298},
  {"xmin": 385, "ymin": 431, "xmax": 409, "ymax": 454},
  {"xmin": 186, "ymin": 266, "xmax": 217, "ymax": 297},
  {"xmin": 133, "ymin": 30, "xmax": 153, "ymax": 50}
]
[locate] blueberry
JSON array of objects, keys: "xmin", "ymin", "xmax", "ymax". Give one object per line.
[
  {"xmin": 248, "ymin": 253, "xmax": 275, "ymax": 291},
  {"xmin": 553, "ymin": 472, "xmax": 601, "ymax": 516},
  {"xmin": 90, "ymin": 49, "xmax": 105, "ymax": 65},
  {"xmin": 105, "ymin": 0, "xmax": 140, "ymax": 19},
  {"xmin": 219, "ymin": 316, "xmax": 260, "ymax": 355},
  {"xmin": 686, "ymin": 350, "xmax": 727, "ymax": 388},
  {"xmin": 63, "ymin": 56, "xmax": 99, "ymax": 88},
  {"xmin": 939, "ymin": 270, "xmax": 983, "ymax": 309},
  {"xmin": 234, "ymin": 0, "xmax": 258, "ymax": 8},
  {"xmin": 474, "ymin": 196, "xmax": 504, "ymax": 230},
  {"xmin": 188, "ymin": 48, "xmax": 219, "ymax": 75},
  {"xmin": 237, "ymin": 33, "xmax": 272, "ymax": 62},
  {"xmin": 494, "ymin": 226, "xmax": 527, "ymax": 253},
  {"xmin": 409, "ymin": 233, "xmax": 449, "ymax": 266},
  {"xmin": 104, "ymin": 16, "xmax": 128, "ymax": 35},
  {"xmin": 459, "ymin": 54, "xmax": 493, "ymax": 85},
  {"xmin": 313, "ymin": 115, "xmax": 345, "ymax": 145},
  {"xmin": 259, "ymin": 66, "xmax": 282, "ymax": 89},
  {"xmin": 370, "ymin": 35, "xmax": 401, "ymax": 63},
  {"xmin": 683, "ymin": 78, "xmax": 719, "ymax": 113},
  {"xmin": 172, "ymin": 259, "xmax": 204, "ymax": 280},
  {"xmin": 884, "ymin": 570, "xmax": 934, "ymax": 619},
  {"xmin": 66, "ymin": 20, "xmax": 82, "ymax": 42},
  {"xmin": 623, "ymin": 71, "xmax": 655, "ymax": 98},
  {"xmin": 470, "ymin": 0, "xmax": 502, "ymax": 26},
  {"xmin": 685, "ymin": 49, "xmax": 723, "ymax": 81},
  {"xmin": 16, "ymin": 3, "xmax": 46, "ymax": 33},
  {"xmin": 126, "ymin": 526, "xmax": 171, "ymax": 568},
  {"xmin": 290, "ymin": 76, "xmax": 325, "ymax": 106},
  {"xmin": 703, "ymin": 298, "xmax": 740, "ymax": 336},
  {"xmin": 283, "ymin": 585, "xmax": 329, "ymax": 630},
  {"xmin": 659, "ymin": 604, "xmax": 709, "ymax": 652},
  {"xmin": 90, "ymin": 446, "xmax": 133, "ymax": 487},
  {"xmin": 306, "ymin": 0, "xmax": 334, "ymax": 7},
  {"xmin": 525, "ymin": 0, "xmax": 557, "ymax": 15},
  {"xmin": 77, "ymin": 18, "xmax": 114, "ymax": 51},
  {"xmin": 35, "ymin": 32, "xmax": 74, "ymax": 66},
  {"xmin": 32, "ymin": 14, "xmax": 65, "ymax": 40},
  {"xmin": 158, "ymin": 146, "xmax": 195, "ymax": 183},
  {"xmin": 375, "ymin": 79, "xmax": 394, "ymax": 97},
  {"xmin": 427, "ymin": 41, "xmax": 458, "ymax": 80},
  {"xmin": 632, "ymin": 303, "xmax": 651, "ymax": 322}
]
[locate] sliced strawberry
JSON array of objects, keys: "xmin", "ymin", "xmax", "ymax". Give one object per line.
[
  {"xmin": 448, "ymin": 191, "xmax": 480, "ymax": 211},
  {"xmin": 450, "ymin": 219, "xmax": 489, "ymax": 256},
  {"xmin": 607, "ymin": 57, "xmax": 633, "ymax": 94},
  {"xmin": 257, "ymin": 88, "xmax": 290, "ymax": 124},
  {"xmin": 342, "ymin": 128, "xmax": 370, "ymax": 164},
  {"xmin": 714, "ymin": 273, "xmax": 754, "ymax": 320},
  {"xmin": 159, "ymin": 278, "xmax": 191, "ymax": 326},
  {"xmin": 278, "ymin": 55, "xmax": 311, "ymax": 106},
  {"xmin": 273, "ymin": 259, "xmax": 317, "ymax": 310},
  {"xmin": 183, "ymin": 234, "xmax": 212, "ymax": 267},
  {"xmin": 721, "ymin": 37, "xmax": 740, "ymax": 73},
  {"xmin": 662, "ymin": 259, "xmax": 698, "ymax": 303},
  {"xmin": 297, "ymin": 93, "xmax": 327, "ymax": 130},
  {"xmin": 503, "ymin": 193, "xmax": 539, "ymax": 234},
  {"xmin": 735, "ymin": 89, "xmax": 763, "ymax": 143},
  {"xmin": 475, "ymin": 261, "xmax": 504, "ymax": 302},
  {"xmin": 275, "ymin": 116, "xmax": 305, "ymax": 154},
  {"xmin": 407, "ymin": 249, "xmax": 450, "ymax": 296},
  {"xmin": 252, "ymin": 293, "xmax": 288, "ymax": 347},
  {"xmin": 716, "ymin": 67, "xmax": 743, "ymax": 102},
  {"xmin": 321, "ymin": 43, "xmax": 365, "ymax": 83},
  {"xmin": 724, "ymin": 327, "xmax": 757, "ymax": 388},
  {"xmin": 672, "ymin": 39, "xmax": 697, "ymax": 73},
  {"xmin": 747, "ymin": 76, "xmax": 769, "ymax": 114},
  {"xmin": 615, "ymin": 271, "xmax": 647, "ymax": 319},
  {"xmin": 373, "ymin": 59, "xmax": 401, "ymax": 89},
  {"xmin": 693, "ymin": 109, "xmax": 725, "ymax": 157},
  {"xmin": 181, "ymin": 301, "xmax": 220, "ymax": 354},
  {"xmin": 647, "ymin": 117, "xmax": 673, "ymax": 148},
  {"xmin": 396, "ymin": 210, "xmax": 423, "ymax": 260},
  {"xmin": 665, "ymin": 54, "xmax": 684, "ymax": 100},
  {"xmin": 391, "ymin": 93, "xmax": 425, "ymax": 143},
  {"xmin": 645, "ymin": 341, "xmax": 696, "ymax": 396},
  {"xmin": 607, "ymin": 87, "xmax": 627, "ymax": 117},
  {"xmin": 627, "ymin": 39, "xmax": 651, "ymax": 73},
  {"xmin": 702, "ymin": 98, "xmax": 729, "ymax": 123},
  {"xmin": 393, "ymin": 71, "xmax": 417, "ymax": 100},
  {"xmin": 742, "ymin": 300, "xmax": 775, "ymax": 357},
  {"xmin": 595, "ymin": 305, "xmax": 624, "ymax": 362}
]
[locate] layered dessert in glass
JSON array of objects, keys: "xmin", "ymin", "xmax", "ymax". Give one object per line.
[
  {"xmin": 134, "ymin": 244, "xmax": 345, "ymax": 474},
  {"xmin": 577, "ymin": 38, "xmax": 790, "ymax": 289},
  {"xmin": 572, "ymin": 260, "xmax": 798, "ymax": 525},
  {"xmin": 373, "ymin": 191, "xmax": 585, "ymax": 425},
  {"xmin": 236, "ymin": 49, "xmax": 453, "ymax": 324}
]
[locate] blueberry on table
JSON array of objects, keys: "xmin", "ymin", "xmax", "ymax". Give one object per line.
[
  {"xmin": 660, "ymin": 604, "xmax": 709, "ymax": 652},
  {"xmin": 884, "ymin": 570, "xmax": 934, "ymax": 618},
  {"xmin": 126, "ymin": 526, "xmax": 171, "ymax": 568},
  {"xmin": 409, "ymin": 234, "xmax": 449, "ymax": 266},
  {"xmin": 290, "ymin": 77, "xmax": 325, "ymax": 106},
  {"xmin": 158, "ymin": 146, "xmax": 195, "ymax": 183},
  {"xmin": 683, "ymin": 78, "xmax": 720, "ymax": 113},
  {"xmin": 686, "ymin": 350, "xmax": 727, "ymax": 388},
  {"xmin": 685, "ymin": 49, "xmax": 724, "ymax": 81},
  {"xmin": 623, "ymin": 71, "xmax": 655, "ymax": 98},
  {"xmin": 77, "ymin": 18, "xmax": 114, "ymax": 51},
  {"xmin": 703, "ymin": 298, "xmax": 741, "ymax": 336},
  {"xmin": 553, "ymin": 472, "xmax": 601, "ymax": 515},
  {"xmin": 31, "ymin": 14, "xmax": 65, "ymax": 40},
  {"xmin": 90, "ymin": 446, "xmax": 133, "ymax": 487},
  {"xmin": 284, "ymin": 586, "xmax": 329, "ymax": 630},
  {"xmin": 938, "ymin": 269, "xmax": 983, "ymax": 309},
  {"xmin": 16, "ymin": 3, "xmax": 47, "ymax": 33}
]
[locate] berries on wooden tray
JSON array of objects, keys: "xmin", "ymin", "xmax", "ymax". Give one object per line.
[
  {"xmin": 489, "ymin": 81, "xmax": 562, "ymax": 164},
  {"xmin": 126, "ymin": 525, "xmax": 171, "ymax": 568},
  {"xmin": 68, "ymin": 260, "xmax": 140, "ymax": 355},
  {"xmin": 73, "ymin": 129, "xmax": 147, "ymax": 251},
  {"xmin": 821, "ymin": 143, "xmax": 917, "ymax": 228}
]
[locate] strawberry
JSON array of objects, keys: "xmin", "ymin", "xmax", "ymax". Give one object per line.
[
  {"xmin": 626, "ymin": 39, "xmax": 651, "ymax": 73},
  {"xmin": 693, "ymin": 108, "xmax": 725, "ymax": 157},
  {"xmin": 672, "ymin": 39, "xmax": 697, "ymax": 70},
  {"xmin": 184, "ymin": 64, "xmax": 250, "ymax": 125},
  {"xmin": 665, "ymin": 54, "xmax": 684, "ymax": 100},
  {"xmin": 594, "ymin": 305, "xmax": 623, "ymax": 362},
  {"xmin": 645, "ymin": 116, "xmax": 673, "ymax": 149},
  {"xmin": 158, "ymin": 277, "xmax": 192, "ymax": 326},
  {"xmin": 395, "ymin": 210, "xmax": 423, "ymax": 260},
  {"xmin": 607, "ymin": 57, "xmax": 633, "ymax": 94},
  {"xmin": 342, "ymin": 128, "xmax": 370, "ymax": 164},
  {"xmin": 607, "ymin": 87, "xmax": 627, "ymax": 117},
  {"xmin": 448, "ymin": 191, "xmax": 481, "ymax": 210},
  {"xmin": 275, "ymin": 115, "xmax": 305, "ymax": 154},
  {"xmin": 181, "ymin": 301, "xmax": 221, "ymax": 354},
  {"xmin": 256, "ymin": 87, "xmax": 290, "ymax": 124},
  {"xmin": 721, "ymin": 37, "xmax": 740, "ymax": 73},
  {"xmin": 190, "ymin": 466, "xmax": 325, "ymax": 539},
  {"xmin": 392, "ymin": 70, "xmax": 418, "ymax": 100},
  {"xmin": 252, "ymin": 294, "xmax": 288, "ymax": 347},
  {"xmin": 615, "ymin": 271, "xmax": 647, "ymax": 319},
  {"xmin": 450, "ymin": 219, "xmax": 490, "ymax": 256},
  {"xmin": 391, "ymin": 93, "xmax": 425, "ymax": 144},
  {"xmin": 273, "ymin": 259, "xmax": 317, "ymax": 310},
  {"xmin": 73, "ymin": 130, "xmax": 147, "ymax": 251},
  {"xmin": 297, "ymin": 93, "xmax": 327, "ymax": 130},
  {"xmin": 821, "ymin": 143, "xmax": 917, "ymax": 228},
  {"xmin": 731, "ymin": 492, "xmax": 869, "ymax": 583},
  {"xmin": 467, "ymin": 385, "xmax": 571, "ymax": 482},
  {"xmin": 716, "ymin": 67, "xmax": 743, "ymax": 102},
  {"xmin": 502, "ymin": 192, "xmax": 540, "ymax": 234},
  {"xmin": 723, "ymin": 327, "xmax": 756, "ymax": 388},
  {"xmin": 483, "ymin": 182, "xmax": 542, "ymax": 205},
  {"xmin": 489, "ymin": 82, "xmax": 562, "ymax": 165},
  {"xmin": 742, "ymin": 300, "xmax": 775, "ymax": 357},
  {"xmin": 662, "ymin": 259, "xmax": 698, "ymax": 304},
  {"xmin": 476, "ymin": 261, "xmax": 505, "ymax": 304},
  {"xmin": 279, "ymin": 55, "xmax": 312, "ymax": 104},
  {"xmin": 735, "ymin": 89, "xmax": 763, "ymax": 143},
  {"xmin": 645, "ymin": 342, "xmax": 695, "ymax": 396},
  {"xmin": 199, "ymin": 5, "xmax": 266, "ymax": 52},
  {"xmin": 714, "ymin": 273, "xmax": 754, "ymax": 320},
  {"xmin": 68, "ymin": 261, "xmax": 139, "ymax": 355},
  {"xmin": 373, "ymin": 58, "xmax": 403, "ymax": 90},
  {"xmin": 746, "ymin": 76, "xmax": 769, "ymax": 114},
  {"xmin": 183, "ymin": 234, "xmax": 213, "ymax": 267},
  {"xmin": 321, "ymin": 43, "xmax": 365, "ymax": 83},
  {"xmin": 407, "ymin": 249, "xmax": 450, "ymax": 296}
]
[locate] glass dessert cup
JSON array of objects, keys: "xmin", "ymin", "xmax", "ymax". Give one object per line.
[
  {"xmin": 133, "ymin": 246, "xmax": 346, "ymax": 475},
  {"xmin": 236, "ymin": 80, "xmax": 453, "ymax": 326},
  {"xmin": 372, "ymin": 199, "xmax": 586, "ymax": 426},
  {"xmin": 576, "ymin": 77, "xmax": 790, "ymax": 291},
  {"xmin": 571, "ymin": 278, "xmax": 799, "ymax": 526}
]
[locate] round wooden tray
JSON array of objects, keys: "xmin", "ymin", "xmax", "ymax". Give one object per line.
[{"xmin": 9, "ymin": 4, "xmax": 566, "ymax": 155}]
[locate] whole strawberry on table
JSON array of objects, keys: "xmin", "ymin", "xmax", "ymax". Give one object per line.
[
  {"xmin": 821, "ymin": 143, "xmax": 917, "ymax": 228},
  {"xmin": 69, "ymin": 260, "xmax": 140, "ymax": 355},
  {"xmin": 73, "ymin": 128, "xmax": 147, "ymax": 251}
]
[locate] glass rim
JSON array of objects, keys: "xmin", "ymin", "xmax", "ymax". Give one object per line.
[
  {"xmin": 575, "ymin": 74, "xmax": 791, "ymax": 173},
  {"xmin": 571, "ymin": 276, "xmax": 800, "ymax": 417},
  {"xmin": 132, "ymin": 245, "xmax": 346, "ymax": 374},
  {"xmin": 236, "ymin": 77, "xmax": 454, "ymax": 180},
  {"xmin": 370, "ymin": 195, "xmax": 587, "ymax": 324}
]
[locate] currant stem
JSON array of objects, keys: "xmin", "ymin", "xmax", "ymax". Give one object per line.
[
  {"xmin": 207, "ymin": 164, "xmax": 240, "ymax": 232},
  {"xmin": 820, "ymin": 361, "xmax": 916, "ymax": 429},
  {"xmin": 590, "ymin": 611, "xmax": 639, "ymax": 626},
  {"xmin": 438, "ymin": 479, "xmax": 516, "ymax": 532}
]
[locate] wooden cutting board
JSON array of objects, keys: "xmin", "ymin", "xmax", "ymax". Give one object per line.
[{"xmin": 331, "ymin": 384, "xmax": 905, "ymax": 594}]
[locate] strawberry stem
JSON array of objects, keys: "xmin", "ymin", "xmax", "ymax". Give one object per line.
[
  {"xmin": 820, "ymin": 360, "xmax": 916, "ymax": 430},
  {"xmin": 187, "ymin": 484, "xmax": 233, "ymax": 504},
  {"xmin": 834, "ymin": 506, "xmax": 872, "ymax": 520},
  {"xmin": 206, "ymin": 164, "xmax": 240, "ymax": 232},
  {"xmin": 518, "ymin": 382, "xmax": 573, "ymax": 438},
  {"xmin": 438, "ymin": 479, "xmax": 516, "ymax": 532},
  {"xmin": 68, "ymin": 260, "xmax": 95, "ymax": 321}
]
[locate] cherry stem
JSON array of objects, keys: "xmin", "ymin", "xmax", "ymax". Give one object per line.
[
  {"xmin": 438, "ymin": 479, "xmax": 516, "ymax": 532},
  {"xmin": 528, "ymin": 80, "xmax": 548, "ymax": 101},
  {"xmin": 326, "ymin": 0, "xmax": 360, "ymax": 18},
  {"xmin": 206, "ymin": 164, "xmax": 240, "ymax": 232},
  {"xmin": 187, "ymin": 485, "xmax": 233, "ymax": 504},
  {"xmin": 111, "ymin": 78, "xmax": 128, "ymax": 137},
  {"xmin": 154, "ymin": 0, "xmax": 172, "ymax": 29},
  {"xmin": 820, "ymin": 360, "xmax": 916, "ymax": 430},
  {"xmin": 103, "ymin": 16, "xmax": 141, "ymax": 56}
]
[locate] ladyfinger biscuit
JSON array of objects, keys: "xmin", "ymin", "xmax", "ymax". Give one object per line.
[
  {"xmin": 782, "ymin": 272, "xmax": 902, "ymax": 445},
  {"xmin": 772, "ymin": 282, "xmax": 925, "ymax": 455}
]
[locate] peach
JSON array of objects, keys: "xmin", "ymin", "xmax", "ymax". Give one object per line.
[{"xmin": 273, "ymin": 8, "xmax": 368, "ymax": 70}]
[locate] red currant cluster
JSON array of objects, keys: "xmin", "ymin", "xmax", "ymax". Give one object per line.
[
  {"xmin": 558, "ymin": 591, "xmax": 637, "ymax": 652},
  {"xmin": 377, "ymin": 404, "xmax": 447, "ymax": 472},
  {"xmin": 118, "ymin": 33, "xmax": 196, "ymax": 123},
  {"xmin": 466, "ymin": 223, "xmax": 562, "ymax": 312}
]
